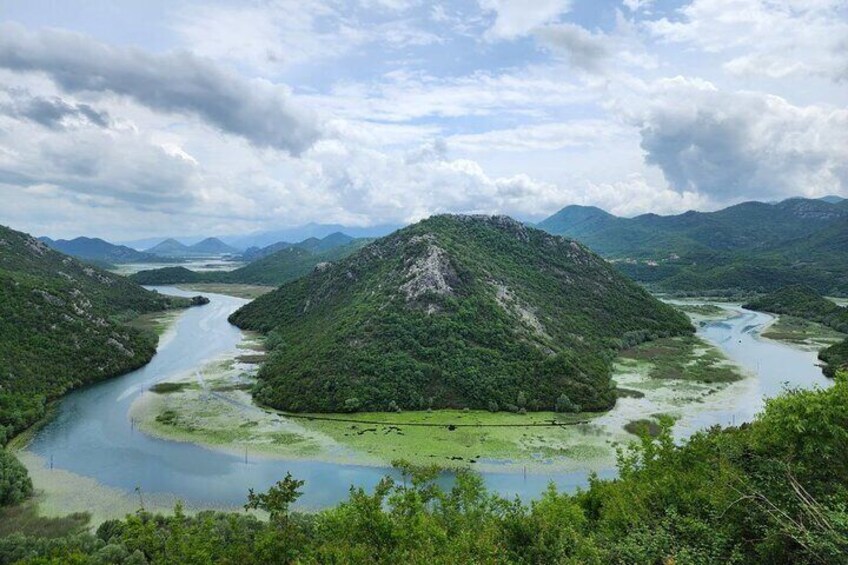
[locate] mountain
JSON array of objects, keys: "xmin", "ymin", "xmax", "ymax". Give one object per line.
[
  {"xmin": 819, "ymin": 195, "xmax": 846, "ymax": 204},
  {"xmin": 228, "ymin": 215, "xmax": 693, "ymax": 414},
  {"xmin": 187, "ymin": 237, "xmax": 238, "ymax": 255},
  {"xmin": 38, "ymin": 236, "xmax": 159, "ymax": 264},
  {"xmin": 145, "ymin": 238, "xmax": 191, "ymax": 256},
  {"xmin": 539, "ymin": 198, "xmax": 848, "ymax": 295},
  {"xmin": 0, "ymin": 224, "xmax": 193, "ymax": 440}
]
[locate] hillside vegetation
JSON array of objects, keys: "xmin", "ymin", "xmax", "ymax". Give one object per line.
[
  {"xmin": 130, "ymin": 237, "xmax": 370, "ymax": 287},
  {"xmin": 745, "ymin": 285, "xmax": 848, "ymax": 376},
  {"xmin": 4, "ymin": 372, "xmax": 846, "ymax": 564},
  {"xmin": 539, "ymin": 198, "xmax": 848, "ymax": 295},
  {"xmin": 0, "ymin": 225, "xmax": 192, "ymax": 441},
  {"xmin": 229, "ymin": 215, "xmax": 692, "ymax": 414}
]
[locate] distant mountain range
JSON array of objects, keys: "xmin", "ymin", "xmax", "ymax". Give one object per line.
[
  {"xmin": 241, "ymin": 232, "xmax": 355, "ymax": 261},
  {"xmin": 538, "ymin": 197, "xmax": 848, "ymax": 295},
  {"xmin": 39, "ymin": 236, "xmax": 160, "ymax": 264},
  {"xmin": 145, "ymin": 237, "xmax": 238, "ymax": 257},
  {"xmin": 119, "ymin": 223, "xmax": 401, "ymax": 252},
  {"xmin": 131, "ymin": 233, "xmax": 371, "ymax": 286}
]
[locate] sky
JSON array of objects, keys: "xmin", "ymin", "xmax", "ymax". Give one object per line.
[{"xmin": 0, "ymin": 0, "xmax": 846, "ymax": 240}]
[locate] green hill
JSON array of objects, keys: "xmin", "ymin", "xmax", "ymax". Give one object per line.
[
  {"xmin": 539, "ymin": 198, "xmax": 848, "ymax": 294},
  {"xmin": 229, "ymin": 215, "xmax": 692, "ymax": 414},
  {"xmin": 0, "ymin": 224, "xmax": 193, "ymax": 441},
  {"xmin": 131, "ymin": 237, "xmax": 370, "ymax": 287}
]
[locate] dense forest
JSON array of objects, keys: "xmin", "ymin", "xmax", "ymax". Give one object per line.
[
  {"xmin": 3, "ymin": 371, "xmax": 846, "ymax": 564},
  {"xmin": 539, "ymin": 198, "xmax": 848, "ymax": 295},
  {"xmin": 743, "ymin": 285, "xmax": 848, "ymax": 377},
  {"xmin": 130, "ymin": 238, "xmax": 370, "ymax": 287},
  {"xmin": 230, "ymin": 215, "xmax": 692, "ymax": 414},
  {"xmin": 0, "ymin": 225, "xmax": 192, "ymax": 442}
]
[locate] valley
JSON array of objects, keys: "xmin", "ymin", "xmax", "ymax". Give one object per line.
[{"xmin": 12, "ymin": 286, "xmax": 832, "ymax": 525}]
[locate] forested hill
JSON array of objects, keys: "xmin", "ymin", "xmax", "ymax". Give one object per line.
[
  {"xmin": 744, "ymin": 285, "xmax": 848, "ymax": 376},
  {"xmin": 0, "ymin": 224, "xmax": 192, "ymax": 442},
  {"xmin": 130, "ymin": 237, "xmax": 370, "ymax": 287},
  {"xmin": 538, "ymin": 197, "xmax": 848, "ymax": 295},
  {"xmin": 229, "ymin": 214, "xmax": 692, "ymax": 414}
]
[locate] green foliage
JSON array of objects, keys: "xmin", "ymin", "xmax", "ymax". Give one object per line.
[
  {"xmin": 819, "ymin": 339, "xmax": 848, "ymax": 378},
  {"xmin": 229, "ymin": 215, "xmax": 692, "ymax": 414},
  {"xmin": 244, "ymin": 473, "xmax": 305, "ymax": 525},
  {"xmin": 4, "ymin": 377, "xmax": 847, "ymax": 563},
  {"xmin": 0, "ymin": 450, "xmax": 32, "ymax": 507},
  {"xmin": 0, "ymin": 224, "xmax": 190, "ymax": 439}
]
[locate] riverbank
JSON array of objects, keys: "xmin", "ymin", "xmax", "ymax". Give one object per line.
[{"xmin": 759, "ymin": 314, "xmax": 846, "ymax": 350}]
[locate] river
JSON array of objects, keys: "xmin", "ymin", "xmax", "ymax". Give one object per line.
[{"xmin": 22, "ymin": 289, "xmax": 831, "ymax": 513}]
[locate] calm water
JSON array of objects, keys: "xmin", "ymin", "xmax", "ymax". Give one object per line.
[{"xmin": 24, "ymin": 291, "xmax": 828, "ymax": 510}]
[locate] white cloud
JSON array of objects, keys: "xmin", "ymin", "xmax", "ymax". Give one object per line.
[
  {"xmin": 625, "ymin": 77, "xmax": 848, "ymax": 200},
  {"xmin": 479, "ymin": 0, "xmax": 572, "ymax": 40},
  {"xmin": 448, "ymin": 120, "xmax": 628, "ymax": 152},
  {"xmin": 535, "ymin": 23, "xmax": 611, "ymax": 72},
  {"xmin": 646, "ymin": 0, "xmax": 848, "ymax": 82},
  {"xmin": 0, "ymin": 22, "xmax": 321, "ymax": 155}
]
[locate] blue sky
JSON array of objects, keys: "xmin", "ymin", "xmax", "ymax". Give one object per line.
[{"xmin": 0, "ymin": 0, "xmax": 846, "ymax": 239}]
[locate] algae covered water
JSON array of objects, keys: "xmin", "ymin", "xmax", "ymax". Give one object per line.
[{"xmin": 23, "ymin": 290, "xmax": 828, "ymax": 512}]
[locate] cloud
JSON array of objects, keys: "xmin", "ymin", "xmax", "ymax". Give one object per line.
[
  {"xmin": 0, "ymin": 112, "xmax": 201, "ymax": 209},
  {"xmin": 629, "ymin": 78, "xmax": 848, "ymax": 200},
  {"xmin": 0, "ymin": 22, "xmax": 321, "ymax": 155},
  {"xmin": 0, "ymin": 89, "xmax": 110, "ymax": 129},
  {"xmin": 535, "ymin": 23, "xmax": 611, "ymax": 73},
  {"xmin": 646, "ymin": 0, "xmax": 848, "ymax": 82},
  {"xmin": 448, "ymin": 120, "xmax": 628, "ymax": 152},
  {"xmin": 174, "ymin": 2, "xmax": 364, "ymax": 73},
  {"xmin": 479, "ymin": 0, "xmax": 572, "ymax": 40}
]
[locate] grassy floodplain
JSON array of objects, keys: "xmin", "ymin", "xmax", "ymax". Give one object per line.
[
  {"xmin": 760, "ymin": 314, "xmax": 846, "ymax": 349},
  {"xmin": 130, "ymin": 323, "xmax": 746, "ymax": 474},
  {"xmin": 175, "ymin": 283, "xmax": 275, "ymax": 300}
]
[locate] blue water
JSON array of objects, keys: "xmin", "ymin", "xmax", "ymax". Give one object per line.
[{"xmin": 24, "ymin": 287, "xmax": 617, "ymax": 510}]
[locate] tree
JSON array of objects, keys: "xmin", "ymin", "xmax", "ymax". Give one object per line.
[
  {"xmin": 556, "ymin": 393, "xmax": 580, "ymax": 413},
  {"xmin": 516, "ymin": 391, "xmax": 527, "ymax": 409},
  {"xmin": 244, "ymin": 472, "xmax": 305, "ymax": 526},
  {"xmin": 343, "ymin": 398, "xmax": 361, "ymax": 413}
]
